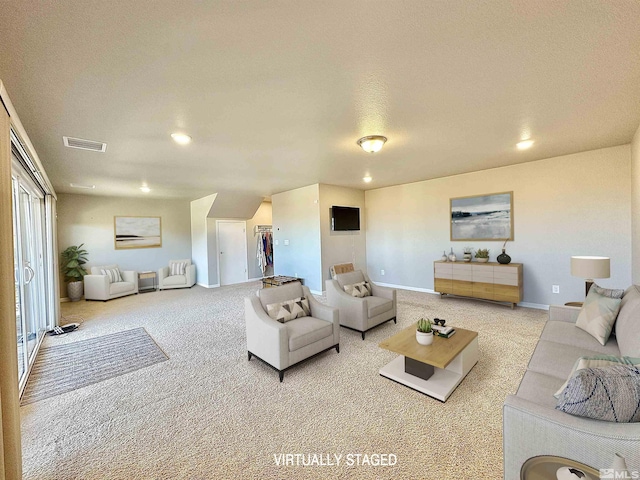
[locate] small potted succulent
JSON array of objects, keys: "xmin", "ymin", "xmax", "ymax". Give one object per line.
[
  {"xmin": 475, "ymin": 248, "xmax": 490, "ymax": 263},
  {"xmin": 416, "ymin": 318, "xmax": 433, "ymax": 345}
]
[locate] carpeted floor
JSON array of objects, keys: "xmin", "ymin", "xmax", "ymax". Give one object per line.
[{"xmin": 20, "ymin": 283, "xmax": 546, "ymax": 479}]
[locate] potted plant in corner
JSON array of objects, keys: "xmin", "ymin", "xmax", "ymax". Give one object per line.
[
  {"xmin": 416, "ymin": 318, "xmax": 433, "ymax": 345},
  {"xmin": 61, "ymin": 244, "xmax": 88, "ymax": 302},
  {"xmin": 475, "ymin": 248, "xmax": 490, "ymax": 263}
]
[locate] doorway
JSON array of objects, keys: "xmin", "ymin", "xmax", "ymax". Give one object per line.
[
  {"xmin": 217, "ymin": 221, "xmax": 248, "ymax": 286},
  {"xmin": 12, "ymin": 153, "xmax": 50, "ymax": 393}
]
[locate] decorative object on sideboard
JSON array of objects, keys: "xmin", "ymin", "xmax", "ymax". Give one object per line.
[
  {"xmin": 441, "ymin": 250, "xmax": 448, "ymax": 262},
  {"xmin": 416, "ymin": 318, "xmax": 433, "ymax": 345},
  {"xmin": 450, "ymin": 191, "xmax": 514, "ymax": 241},
  {"xmin": 475, "ymin": 248, "xmax": 490, "ymax": 263},
  {"xmin": 463, "ymin": 247, "xmax": 473, "ymax": 262},
  {"xmin": 61, "ymin": 244, "xmax": 88, "ymax": 302},
  {"xmin": 448, "ymin": 247, "xmax": 457, "ymax": 262},
  {"xmin": 570, "ymin": 256, "xmax": 610, "ymax": 297},
  {"xmin": 497, "ymin": 239, "xmax": 512, "ymax": 264}
]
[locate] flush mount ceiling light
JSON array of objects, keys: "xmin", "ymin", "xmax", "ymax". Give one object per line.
[
  {"xmin": 171, "ymin": 133, "xmax": 192, "ymax": 145},
  {"xmin": 363, "ymin": 176, "xmax": 372, "ymax": 183},
  {"xmin": 357, "ymin": 135, "xmax": 387, "ymax": 153},
  {"xmin": 140, "ymin": 186, "xmax": 151, "ymax": 193},
  {"xmin": 516, "ymin": 139, "xmax": 534, "ymax": 150}
]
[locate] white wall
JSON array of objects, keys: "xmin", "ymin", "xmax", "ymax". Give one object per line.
[
  {"xmin": 272, "ymin": 184, "xmax": 322, "ymax": 292},
  {"xmin": 190, "ymin": 194, "xmax": 217, "ymax": 286},
  {"xmin": 632, "ymin": 123, "xmax": 640, "ymax": 284},
  {"xmin": 365, "ymin": 145, "xmax": 632, "ymax": 306},
  {"xmin": 58, "ymin": 193, "xmax": 192, "ymax": 295},
  {"xmin": 319, "ymin": 184, "xmax": 366, "ymax": 285}
]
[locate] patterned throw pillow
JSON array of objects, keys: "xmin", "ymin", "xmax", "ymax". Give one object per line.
[
  {"xmin": 554, "ymin": 355, "xmax": 640, "ymax": 398},
  {"xmin": 100, "ymin": 267, "xmax": 122, "ymax": 284},
  {"xmin": 592, "ymin": 283, "xmax": 625, "ymax": 299},
  {"xmin": 266, "ymin": 297, "xmax": 311, "ymax": 323},
  {"xmin": 576, "ymin": 288, "xmax": 622, "ymax": 345},
  {"xmin": 343, "ymin": 281, "xmax": 372, "ymax": 298},
  {"xmin": 556, "ymin": 364, "xmax": 640, "ymax": 422},
  {"xmin": 170, "ymin": 261, "xmax": 187, "ymax": 276}
]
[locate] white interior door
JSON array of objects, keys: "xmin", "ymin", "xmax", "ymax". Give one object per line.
[{"xmin": 217, "ymin": 221, "xmax": 248, "ymax": 286}]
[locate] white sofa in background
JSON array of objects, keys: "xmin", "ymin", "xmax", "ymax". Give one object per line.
[
  {"xmin": 158, "ymin": 259, "xmax": 196, "ymax": 290},
  {"xmin": 84, "ymin": 264, "xmax": 138, "ymax": 301}
]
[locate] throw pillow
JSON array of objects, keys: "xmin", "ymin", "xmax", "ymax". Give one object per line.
[
  {"xmin": 591, "ymin": 283, "xmax": 625, "ymax": 299},
  {"xmin": 266, "ymin": 296, "xmax": 311, "ymax": 323},
  {"xmin": 100, "ymin": 267, "xmax": 122, "ymax": 284},
  {"xmin": 555, "ymin": 364, "xmax": 640, "ymax": 423},
  {"xmin": 575, "ymin": 288, "xmax": 622, "ymax": 345},
  {"xmin": 343, "ymin": 281, "xmax": 372, "ymax": 298},
  {"xmin": 554, "ymin": 355, "xmax": 640, "ymax": 398},
  {"xmin": 170, "ymin": 261, "xmax": 187, "ymax": 276}
]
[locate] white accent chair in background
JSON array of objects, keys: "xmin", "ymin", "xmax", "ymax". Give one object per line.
[
  {"xmin": 325, "ymin": 270, "xmax": 396, "ymax": 340},
  {"xmin": 245, "ymin": 281, "xmax": 340, "ymax": 382},
  {"xmin": 158, "ymin": 259, "xmax": 196, "ymax": 290},
  {"xmin": 84, "ymin": 264, "xmax": 138, "ymax": 301}
]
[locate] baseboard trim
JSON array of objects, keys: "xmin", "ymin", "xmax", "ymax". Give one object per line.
[
  {"xmin": 373, "ymin": 282, "xmax": 439, "ymax": 295},
  {"xmin": 518, "ymin": 302, "xmax": 549, "ymax": 310},
  {"xmin": 196, "ymin": 282, "xmax": 220, "ymax": 289}
]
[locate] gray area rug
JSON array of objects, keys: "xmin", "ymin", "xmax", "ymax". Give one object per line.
[{"xmin": 21, "ymin": 327, "xmax": 168, "ymax": 406}]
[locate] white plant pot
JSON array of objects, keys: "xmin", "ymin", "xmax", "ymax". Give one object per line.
[
  {"xmin": 476, "ymin": 257, "xmax": 489, "ymax": 263},
  {"xmin": 416, "ymin": 330, "xmax": 434, "ymax": 345}
]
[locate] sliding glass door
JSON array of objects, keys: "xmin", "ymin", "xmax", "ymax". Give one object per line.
[{"xmin": 12, "ymin": 154, "xmax": 49, "ymax": 393}]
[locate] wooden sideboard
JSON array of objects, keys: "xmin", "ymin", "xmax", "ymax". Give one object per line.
[{"xmin": 434, "ymin": 261, "xmax": 523, "ymax": 308}]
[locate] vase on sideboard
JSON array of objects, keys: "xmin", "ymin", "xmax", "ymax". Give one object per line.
[{"xmin": 497, "ymin": 248, "xmax": 512, "ymax": 264}]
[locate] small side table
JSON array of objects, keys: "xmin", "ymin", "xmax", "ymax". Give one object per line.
[
  {"xmin": 138, "ymin": 271, "xmax": 157, "ymax": 293},
  {"xmin": 564, "ymin": 302, "xmax": 583, "ymax": 307},
  {"xmin": 521, "ymin": 455, "xmax": 599, "ymax": 479}
]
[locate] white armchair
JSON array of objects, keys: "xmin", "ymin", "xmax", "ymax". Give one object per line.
[
  {"xmin": 84, "ymin": 264, "xmax": 138, "ymax": 301},
  {"xmin": 158, "ymin": 259, "xmax": 196, "ymax": 290},
  {"xmin": 245, "ymin": 282, "xmax": 339, "ymax": 382},
  {"xmin": 325, "ymin": 270, "xmax": 396, "ymax": 340}
]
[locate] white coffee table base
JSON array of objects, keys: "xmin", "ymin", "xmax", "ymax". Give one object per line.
[{"xmin": 379, "ymin": 337, "xmax": 479, "ymax": 402}]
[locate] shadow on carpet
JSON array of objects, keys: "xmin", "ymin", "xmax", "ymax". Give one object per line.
[{"xmin": 21, "ymin": 328, "xmax": 168, "ymax": 406}]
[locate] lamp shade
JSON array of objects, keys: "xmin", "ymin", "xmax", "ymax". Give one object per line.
[{"xmin": 570, "ymin": 256, "xmax": 610, "ymax": 280}]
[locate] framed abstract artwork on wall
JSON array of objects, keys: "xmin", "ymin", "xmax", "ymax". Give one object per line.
[
  {"xmin": 450, "ymin": 192, "xmax": 513, "ymax": 241},
  {"xmin": 114, "ymin": 216, "xmax": 162, "ymax": 249}
]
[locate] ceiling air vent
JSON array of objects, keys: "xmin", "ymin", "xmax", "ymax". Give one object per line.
[{"xmin": 63, "ymin": 136, "xmax": 107, "ymax": 152}]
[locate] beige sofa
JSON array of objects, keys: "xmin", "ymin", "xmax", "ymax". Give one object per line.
[{"xmin": 503, "ymin": 286, "xmax": 640, "ymax": 478}]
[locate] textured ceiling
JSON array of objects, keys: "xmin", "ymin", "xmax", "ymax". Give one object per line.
[{"xmin": 1, "ymin": 0, "xmax": 640, "ymax": 200}]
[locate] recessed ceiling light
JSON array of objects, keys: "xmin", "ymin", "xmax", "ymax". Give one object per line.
[
  {"xmin": 516, "ymin": 139, "xmax": 534, "ymax": 150},
  {"xmin": 363, "ymin": 176, "xmax": 372, "ymax": 183},
  {"xmin": 171, "ymin": 133, "xmax": 192, "ymax": 145},
  {"xmin": 140, "ymin": 186, "xmax": 151, "ymax": 193},
  {"xmin": 69, "ymin": 183, "xmax": 96, "ymax": 189}
]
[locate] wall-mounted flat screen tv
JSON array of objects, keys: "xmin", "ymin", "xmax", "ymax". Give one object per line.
[{"xmin": 331, "ymin": 206, "xmax": 360, "ymax": 231}]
